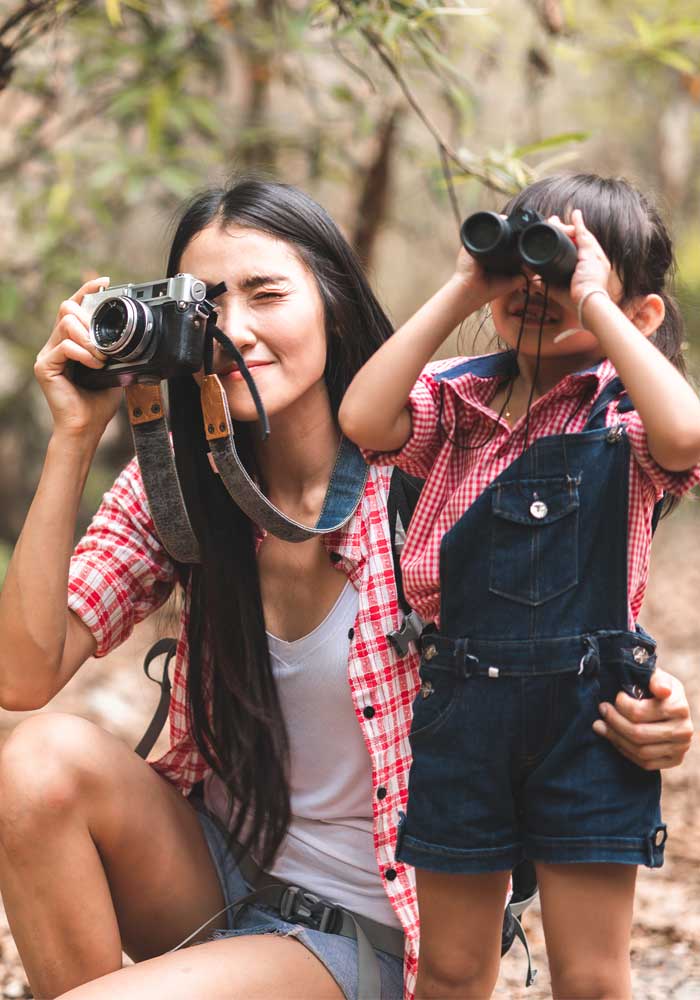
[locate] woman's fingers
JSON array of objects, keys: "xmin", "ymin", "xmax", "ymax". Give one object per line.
[
  {"xmin": 45, "ymin": 306, "xmax": 105, "ymax": 362},
  {"xmin": 593, "ymin": 720, "xmax": 686, "ymax": 770},
  {"xmin": 38, "ymin": 337, "xmax": 106, "ymax": 374},
  {"xmin": 70, "ymin": 276, "xmax": 110, "ymax": 306}
]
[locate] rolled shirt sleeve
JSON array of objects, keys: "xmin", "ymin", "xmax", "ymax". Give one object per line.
[
  {"xmin": 622, "ymin": 410, "xmax": 700, "ymax": 499},
  {"xmin": 68, "ymin": 456, "xmax": 177, "ymax": 657}
]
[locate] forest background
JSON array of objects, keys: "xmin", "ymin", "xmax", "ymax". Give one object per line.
[{"xmin": 0, "ymin": 0, "xmax": 698, "ymax": 996}]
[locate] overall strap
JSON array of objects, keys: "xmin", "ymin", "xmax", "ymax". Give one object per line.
[
  {"xmin": 583, "ymin": 375, "xmax": 634, "ymax": 430},
  {"xmin": 583, "ymin": 375, "xmax": 666, "ymax": 532}
]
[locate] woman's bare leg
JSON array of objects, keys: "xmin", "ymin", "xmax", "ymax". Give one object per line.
[
  {"xmin": 414, "ymin": 868, "xmax": 511, "ymax": 999},
  {"xmin": 0, "ymin": 713, "xmax": 229, "ymax": 998},
  {"xmin": 536, "ymin": 862, "xmax": 637, "ymax": 1000},
  {"xmin": 56, "ymin": 935, "xmax": 344, "ymax": 1000}
]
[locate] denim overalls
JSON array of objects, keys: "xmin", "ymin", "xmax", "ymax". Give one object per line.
[{"xmin": 396, "ymin": 355, "xmax": 667, "ymax": 874}]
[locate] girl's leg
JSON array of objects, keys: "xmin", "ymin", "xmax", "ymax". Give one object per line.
[
  {"xmin": 414, "ymin": 868, "xmax": 511, "ymax": 999},
  {"xmin": 56, "ymin": 935, "xmax": 344, "ymax": 1000},
  {"xmin": 0, "ymin": 713, "xmax": 228, "ymax": 998},
  {"xmin": 536, "ymin": 862, "xmax": 637, "ymax": 1000}
]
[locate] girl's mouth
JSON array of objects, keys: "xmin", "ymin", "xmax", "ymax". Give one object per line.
[{"xmin": 511, "ymin": 308, "xmax": 560, "ymax": 324}]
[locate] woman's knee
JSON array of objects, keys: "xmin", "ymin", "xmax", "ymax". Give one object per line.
[{"xmin": 0, "ymin": 714, "xmax": 112, "ymax": 848}]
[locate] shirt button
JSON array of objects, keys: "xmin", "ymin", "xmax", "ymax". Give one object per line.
[
  {"xmin": 385, "ymin": 868, "xmax": 397, "ymax": 881},
  {"xmin": 330, "ymin": 552, "xmax": 342, "ymax": 564},
  {"xmin": 376, "ymin": 786, "xmax": 387, "ymax": 800},
  {"xmin": 363, "ymin": 706, "xmax": 375, "ymax": 719},
  {"xmin": 348, "ymin": 627, "xmax": 355, "ymax": 640}
]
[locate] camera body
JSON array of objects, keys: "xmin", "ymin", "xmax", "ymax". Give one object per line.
[
  {"xmin": 72, "ymin": 273, "xmax": 210, "ymax": 388},
  {"xmin": 460, "ymin": 208, "xmax": 577, "ymax": 286}
]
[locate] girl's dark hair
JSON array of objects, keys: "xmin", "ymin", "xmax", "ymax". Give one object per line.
[
  {"xmin": 166, "ymin": 179, "xmax": 392, "ymax": 869},
  {"xmin": 504, "ymin": 173, "xmax": 687, "ymax": 377}
]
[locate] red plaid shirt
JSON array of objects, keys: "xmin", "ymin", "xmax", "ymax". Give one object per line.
[
  {"xmin": 364, "ymin": 354, "xmax": 700, "ymax": 628},
  {"xmin": 68, "ymin": 462, "xmax": 422, "ymax": 996}
]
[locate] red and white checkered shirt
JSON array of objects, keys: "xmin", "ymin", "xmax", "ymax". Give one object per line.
[
  {"xmin": 364, "ymin": 354, "xmax": 700, "ymax": 629},
  {"xmin": 68, "ymin": 461, "xmax": 422, "ymax": 997}
]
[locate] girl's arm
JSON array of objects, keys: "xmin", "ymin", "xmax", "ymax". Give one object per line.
[
  {"xmin": 339, "ymin": 252, "xmax": 520, "ymax": 454},
  {"xmin": 573, "ymin": 210, "xmax": 700, "ymax": 472},
  {"xmin": 0, "ymin": 279, "xmax": 122, "ymax": 710}
]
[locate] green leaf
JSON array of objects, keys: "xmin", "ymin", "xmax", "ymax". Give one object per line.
[
  {"xmin": 513, "ymin": 132, "xmax": 588, "ymax": 158},
  {"xmin": 654, "ymin": 49, "xmax": 697, "ymax": 74}
]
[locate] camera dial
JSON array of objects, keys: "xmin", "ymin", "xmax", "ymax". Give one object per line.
[{"xmin": 91, "ymin": 297, "xmax": 155, "ymax": 361}]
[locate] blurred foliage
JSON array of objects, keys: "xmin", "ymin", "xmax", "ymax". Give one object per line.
[{"xmin": 0, "ymin": 0, "xmax": 699, "ymax": 569}]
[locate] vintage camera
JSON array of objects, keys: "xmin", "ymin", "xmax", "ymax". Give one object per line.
[
  {"xmin": 460, "ymin": 208, "xmax": 577, "ymax": 286},
  {"xmin": 71, "ymin": 274, "xmax": 210, "ymax": 388}
]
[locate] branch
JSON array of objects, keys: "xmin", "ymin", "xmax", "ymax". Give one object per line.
[
  {"xmin": 0, "ymin": 0, "xmax": 89, "ymax": 91},
  {"xmin": 332, "ymin": 0, "xmax": 516, "ymax": 201}
]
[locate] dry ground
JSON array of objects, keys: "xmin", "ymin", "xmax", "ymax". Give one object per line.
[{"xmin": 0, "ymin": 508, "xmax": 697, "ymax": 998}]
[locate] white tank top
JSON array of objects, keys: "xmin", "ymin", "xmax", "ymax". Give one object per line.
[{"xmin": 203, "ymin": 581, "xmax": 401, "ymax": 928}]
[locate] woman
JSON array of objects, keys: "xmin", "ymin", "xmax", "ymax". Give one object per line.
[{"xmin": 0, "ymin": 179, "xmax": 693, "ymax": 1000}]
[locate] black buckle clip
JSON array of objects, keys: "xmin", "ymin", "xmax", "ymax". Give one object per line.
[
  {"xmin": 279, "ymin": 886, "xmax": 342, "ymax": 934},
  {"xmin": 387, "ymin": 610, "xmax": 426, "ymax": 656}
]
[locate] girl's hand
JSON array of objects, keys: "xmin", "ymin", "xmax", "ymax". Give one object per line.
[
  {"xmin": 568, "ymin": 208, "xmax": 613, "ymax": 306},
  {"xmin": 592, "ymin": 668, "xmax": 694, "ymax": 770},
  {"xmin": 454, "ymin": 244, "xmax": 522, "ymax": 312},
  {"xmin": 34, "ymin": 278, "xmax": 123, "ymax": 441}
]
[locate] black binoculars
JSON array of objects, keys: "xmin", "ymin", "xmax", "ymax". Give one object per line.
[{"xmin": 460, "ymin": 208, "xmax": 577, "ymax": 286}]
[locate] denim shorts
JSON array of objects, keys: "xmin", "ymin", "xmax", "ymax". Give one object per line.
[
  {"xmin": 192, "ymin": 804, "xmax": 404, "ymax": 1000},
  {"xmin": 396, "ymin": 654, "xmax": 667, "ymax": 874}
]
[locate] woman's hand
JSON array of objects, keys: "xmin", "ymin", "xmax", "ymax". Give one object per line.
[
  {"xmin": 35, "ymin": 278, "xmax": 123, "ymax": 441},
  {"xmin": 593, "ymin": 668, "xmax": 694, "ymax": 770}
]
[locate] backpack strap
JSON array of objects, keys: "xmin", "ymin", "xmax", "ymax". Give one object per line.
[
  {"xmin": 385, "ymin": 468, "xmax": 428, "ymax": 655},
  {"xmin": 134, "ymin": 638, "xmax": 177, "ymax": 760}
]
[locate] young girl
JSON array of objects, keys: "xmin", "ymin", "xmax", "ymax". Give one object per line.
[{"xmin": 339, "ymin": 174, "xmax": 700, "ymax": 999}]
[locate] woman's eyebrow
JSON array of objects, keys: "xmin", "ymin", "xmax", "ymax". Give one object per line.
[{"xmin": 239, "ymin": 273, "xmax": 289, "ymax": 290}]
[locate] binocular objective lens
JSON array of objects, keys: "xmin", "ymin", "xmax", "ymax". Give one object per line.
[
  {"xmin": 462, "ymin": 212, "xmax": 504, "ymax": 253},
  {"xmin": 519, "ymin": 224, "xmax": 558, "ymax": 265},
  {"xmin": 91, "ymin": 297, "xmax": 153, "ymax": 360}
]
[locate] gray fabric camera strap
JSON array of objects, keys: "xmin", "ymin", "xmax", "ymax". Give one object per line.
[
  {"xmin": 126, "ymin": 384, "xmax": 201, "ymax": 564},
  {"xmin": 125, "ymin": 378, "xmax": 368, "ymax": 559},
  {"xmin": 201, "ymin": 374, "xmax": 368, "ymax": 543}
]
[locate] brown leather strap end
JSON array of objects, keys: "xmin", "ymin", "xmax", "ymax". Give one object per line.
[
  {"xmin": 201, "ymin": 375, "xmax": 232, "ymax": 441},
  {"xmin": 125, "ymin": 384, "xmax": 165, "ymax": 425}
]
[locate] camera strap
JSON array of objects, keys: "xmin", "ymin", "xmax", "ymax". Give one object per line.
[
  {"xmin": 200, "ymin": 290, "xmax": 368, "ymax": 542},
  {"xmin": 201, "ymin": 373, "xmax": 368, "ymax": 542},
  {"xmin": 124, "ymin": 284, "xmax": 368, "ymax": 559},
  {"xmin": 125, "ymin": 382, "xmax": 202, "ymax": 564}
]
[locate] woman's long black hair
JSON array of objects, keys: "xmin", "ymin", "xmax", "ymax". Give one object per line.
[{"xmin": 165, "ymin": 179, "xmax": 393, "ymax": 869}]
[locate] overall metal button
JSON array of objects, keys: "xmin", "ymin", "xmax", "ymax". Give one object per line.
[
  {"xmin": 633, "ymin": 646, "xmax": 650, "ymax": 664},
  {"xmin": 423, "ymin": 644, "xmax": 437, "ymax": 661},
  {"xmin": 530, "ymin": 500, "xmax": 548, "ymax": 519}
]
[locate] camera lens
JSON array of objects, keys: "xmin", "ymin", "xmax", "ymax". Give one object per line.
[{"xmin": 91, "ymin": 297, "xmax": 154, "ymax": 360}]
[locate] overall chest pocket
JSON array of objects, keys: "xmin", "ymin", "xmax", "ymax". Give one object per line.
[{"xmin": 489, "ymin": 477, "xmax": 580, "ymax": 606}]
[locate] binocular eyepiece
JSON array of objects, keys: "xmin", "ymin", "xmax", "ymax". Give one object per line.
[{"xmin": 460, "ymin": 209, "xmax": 577, "ymax": 286}]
